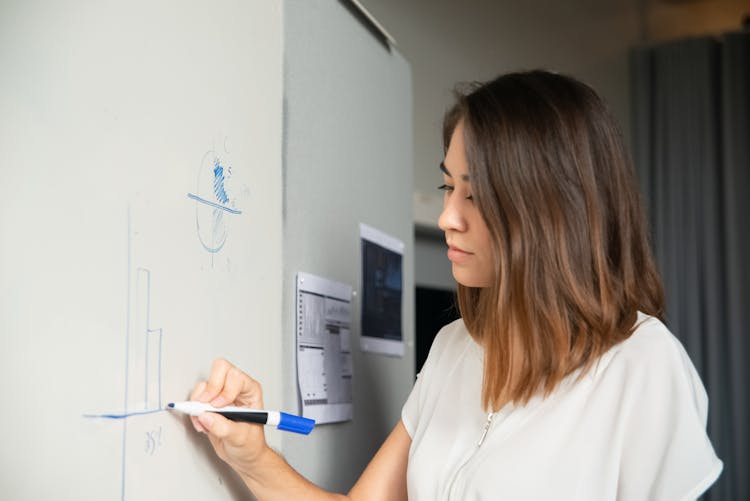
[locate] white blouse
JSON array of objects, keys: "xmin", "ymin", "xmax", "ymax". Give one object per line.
[{"xmin": 401, "ymin": 314, "xmax": 722, "ymax": 500}]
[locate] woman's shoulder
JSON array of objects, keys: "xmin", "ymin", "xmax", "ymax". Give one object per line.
[
  {"xmin": 418, "ymin": 318, "xmax": 474, "ymax": 373},
  {"xmin": 592, "ymin": 312, "xmax": 707, "ymax": 411},
  {"xmin": 434, "ymin": 317, "xmax": 469, "ymax": 340},
  {"xmin": 608, "ymin": 313, "xmax": 692, "ymax": 370},
  {"xmin": 593, "ymin": 314, "xmax": 722, "ymax": 498},
  {"xmin": 427, "ymin": 318, "xmax": 470, "ymax": 355}
]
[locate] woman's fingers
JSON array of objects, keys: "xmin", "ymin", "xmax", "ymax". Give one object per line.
[
  {"xmin": 189, "ymin": 381, "xmax": 209, "ymax": 432},
  {"xmin": 196, "ymin": 358, "xmax": 264, "ymax": 409},
  {"xmin": 190, "ymin": 380, "xmax": 208, "ymax": 401},
  {"xmin": 199, "ymin": 358, "xmax": 235, "ymax": 402},
  {"xmin": 184, "ymin": 360, "xmax": 270, "ymax": 476},
  {"xmin": 197, "ymin": 411, "xmax": 254, "ymax": 443},
  {"xmin": 187, "ymin": 359, "xmax": 264, "ymax": 435},
  {"xmin": 217, "ymin": 366, "xmax": 264, "ymax": 408}
]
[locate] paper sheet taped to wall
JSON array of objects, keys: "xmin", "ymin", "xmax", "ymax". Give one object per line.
[{"xmin": 296, "ymin": 272, "xmax": 353, "ymax": 424}]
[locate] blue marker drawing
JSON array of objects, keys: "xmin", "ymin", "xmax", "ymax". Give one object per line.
[
  {"xmin": 120, "ymin": 233, "xmax": 167, "ymax": 499},
  {"xmin": 213, "ymin": 158, "xmax": 230, "ymax": 204},
  {"xmin": 121, "ymin": 209, "xmax": 131, "ymax": 501},
  {"xmin": 189, "ymin": 147, "xmax": 243, "ymax": 255},
  {"xmin": 187, "ymin": 193, "xmax": 242, "ymax": 214},
  {"xmin": 115, "ymin": 266, "xmax": 165, "ymax": 414},
  {"xmin": 83, "ymin": 409, "xmax": 165, "ymax": 420},
  {"xmin": 81, "ymin": 213, "xmax": 169, "ymax": 501}
]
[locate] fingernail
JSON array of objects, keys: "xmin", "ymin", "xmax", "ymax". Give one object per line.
[
  {"xmin": 191, "ymin": 417, "xmax": 206, "ymax": 433},
  {"xmin": 211, "ymin": 396, "xmax": 227, "ymax": 407},
  {"xmin": 198, "ymin": 413, "xmax": 214, "ymax": 428}
]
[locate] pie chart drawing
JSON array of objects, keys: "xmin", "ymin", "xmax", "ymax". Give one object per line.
[{"xmin": 187, "ymin": 149, "xmax": 242, "ymax": 253}]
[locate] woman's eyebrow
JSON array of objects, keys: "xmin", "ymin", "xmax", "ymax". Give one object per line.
[{"xmin": 440, "ymin": 161, "xmax": 470, "ymax": 181}]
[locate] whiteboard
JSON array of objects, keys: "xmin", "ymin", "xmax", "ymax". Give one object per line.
[{"xmin": 0, "ymin": 1, "xmax": 283, "ymax": 499}]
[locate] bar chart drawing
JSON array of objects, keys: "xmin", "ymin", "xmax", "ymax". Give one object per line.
[
  {"xmin": 132, "ymin": 267, "xmax": 164, "ymax": 412},
  {"xmin": 82, "ymin": 211, "xmax": 168, "ymax": 499},
  {"xmin": 118, "ymin": 209, "xmax": 168, "ymax": 501}
]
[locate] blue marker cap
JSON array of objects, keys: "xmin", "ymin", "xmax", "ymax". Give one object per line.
[{"xmin": 278, "ymin": 412, "xmax": 316, "ymax": 434}]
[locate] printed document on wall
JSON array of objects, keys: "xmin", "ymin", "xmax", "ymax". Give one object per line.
[{"xmin": 296, "ymin": 272, "xmax": 353, "ymax": 424}]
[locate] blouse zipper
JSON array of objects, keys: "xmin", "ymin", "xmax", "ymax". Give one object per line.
[
  {"xmin": 445, "ymin": 412, "xmax": 495, "ymax": 500},
  {"xmin": 477, "ymin": 411, "xmax": 494, "ymax": 446}
]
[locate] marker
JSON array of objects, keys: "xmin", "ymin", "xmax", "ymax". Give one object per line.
[{"xmin": 167, "ymin": 402, "xmax": 315, "ymax": 435}]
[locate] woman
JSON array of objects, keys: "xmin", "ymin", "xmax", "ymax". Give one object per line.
[{"xmin": 189, "ymin": 70, "xmax": 722, "ymax": 500}]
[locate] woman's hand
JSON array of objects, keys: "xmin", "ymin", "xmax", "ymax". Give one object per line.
[
  {"xmin": 190, "ymin": 358, "xmax": 269, "ymax": 477},
  {"xmin": 188, "ymin": 358, "xmax": 409, "ymax": 501}
]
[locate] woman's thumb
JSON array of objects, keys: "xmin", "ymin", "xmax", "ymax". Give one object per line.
[{"xmin": 197, "ymin": 412, "xmax": 231, "ymax": 438}]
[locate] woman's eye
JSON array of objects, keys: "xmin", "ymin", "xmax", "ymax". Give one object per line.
[{"xmin": 437, "ymin": 184, "xmax": 454, "ymax": 193}]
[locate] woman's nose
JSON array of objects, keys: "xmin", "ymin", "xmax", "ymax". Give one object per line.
[{"xmin": 438, "ymin": 195, "xmax": 467, "ymax": 233}]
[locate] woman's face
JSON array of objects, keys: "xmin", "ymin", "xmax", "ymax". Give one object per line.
[{"xmin": 438, "ymin": 121, "xmax": 494, "ymax": 288}]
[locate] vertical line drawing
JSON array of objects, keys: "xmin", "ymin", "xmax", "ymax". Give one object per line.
[
  {"xmin": 121, "ymin": 207, "xmax": 131, "ymax": 501},
  {"xmin": 84, "ymin": 208, "xmax": 169, "ymax": 499},
  {"xmin": 140, "ymin": 268, "xmax": 150, "ymax": 410},
  {"xmin": 118, "ymin": 209, "xmax": 166, "ymax": 500},
  {"xmin": 145, "ymin": 327, "xmax": 164, "ymax": 410},
  {"xmin": 137, "ymin": 268, "xmax": 164, "ymax": 411}
]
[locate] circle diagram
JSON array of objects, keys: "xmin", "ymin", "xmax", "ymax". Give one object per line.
[{"xmin": 188, "ymin": 148, "xmax": 242, "ymax": 253}]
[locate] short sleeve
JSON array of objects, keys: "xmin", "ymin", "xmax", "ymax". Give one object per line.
[
  {"xmin": 615, "ymin": 322, "xmax": 723, "ymax": 500},
  {"xmin": 401, "ymin": 371, "xmax": 422, "ymax": 438},
  {"xmin": 401, "ymin": 319, "xmax": 464, "ymax": 439}
]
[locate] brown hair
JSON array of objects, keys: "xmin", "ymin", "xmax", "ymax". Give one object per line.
[{"xmin": 443, "ymin": 71, "xmax": 664, "ymax": 411}]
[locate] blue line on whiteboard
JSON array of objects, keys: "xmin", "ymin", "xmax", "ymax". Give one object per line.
[
  {"xmin": 136, "ymin": 267, "xmax": 164, "ymax": 412},
  {"xmin": 145, "ymin": 327, "xmax": 164, "ymax": 409},
  {"xmin": 213, "ymin": 159, "xmax": 230, "ymax": 204},
  {"xmin": 155, "ymin": 327, "xmax": 163, "ymax": 408},
  {"xmin": 83, "ymin": 409, "xmax": 166, "ymax": 420},
  {"xmin": 122, "ymin": 208, "xmax": 131, "ymax": 501},
  {"xmin": 187, "ymin": 193, "xmax": 242, "ymax": 214}
]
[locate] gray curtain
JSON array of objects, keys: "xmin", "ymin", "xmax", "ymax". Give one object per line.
[{"xmin": 631, "ymin": 31, "xmax": 749, "ymax": 501}]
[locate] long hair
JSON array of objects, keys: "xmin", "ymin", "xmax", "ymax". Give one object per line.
[{"xmin": 443, "ymin": 71, "xmax": 664, "ymax": 411}]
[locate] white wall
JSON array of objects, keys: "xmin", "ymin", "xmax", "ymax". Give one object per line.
[
  {"xmin": 359, "ymin": 0, "xmax": 641, "ymax": 211},
  {"xmin": 644, "ymin": 0, "xmax": 750, "ymax": 42},
  {"xmin": 282, "ymin": 0, "xmax": 415, "ymax": 492}
]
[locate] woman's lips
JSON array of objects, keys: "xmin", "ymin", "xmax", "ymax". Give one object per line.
[{"xmin": 447, "ymin": 245, "xmax": 473, "ymax": 263}]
